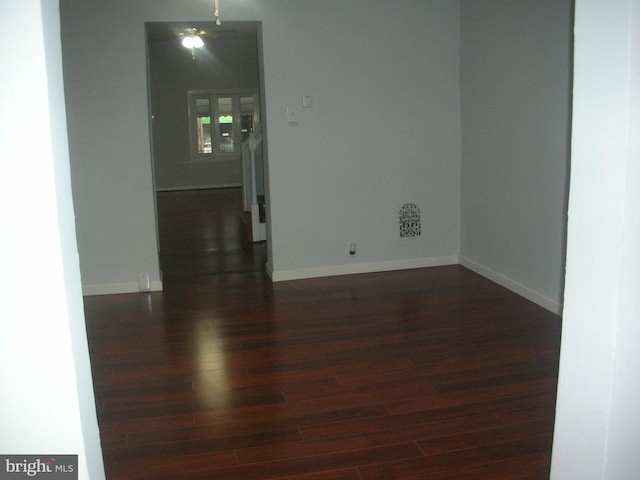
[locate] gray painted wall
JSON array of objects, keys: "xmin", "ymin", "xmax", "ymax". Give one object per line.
[
  {"xmin": 61, "ymin": 0, "xmax": 462, "ymax": 292},
  {"xmin": 258, "ymin": 1, "xmax": 462, "ymax": 277},
  {"xmin": 148, "ymin": 29, "xmax": 260, "ymax": 190},
  {"xmin": 460, "ymin": 0, "xmax": 572, "ymax": 312},
  {"xmin": 61, "ymin": 0, "xmax": 570, "ymax": 313}
]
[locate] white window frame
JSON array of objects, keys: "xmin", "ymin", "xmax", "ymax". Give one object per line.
[{"xmin": 186, "ymin": 89, "xmax": 259, "ymax": 163}]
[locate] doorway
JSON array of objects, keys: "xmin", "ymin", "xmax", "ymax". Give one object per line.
[{"xmin": 145, "ymin": 21, "xmax": 268, "ymax": 284}]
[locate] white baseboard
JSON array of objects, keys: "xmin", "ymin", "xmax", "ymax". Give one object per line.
[
  {"xmin": 80, "ymin": 257, "xmax": 561, "ymax": 316},
  {"xmin": 155, "ymin": 183, "xmax": 241, "ymax": 192},
  {"xmin": 269, "ymin": 255, "xmax": 460, "ymax": 282},
  {"xmin": 265, "ymin": 262, "xmax": 275, "ymax": 281},
  {"xmin": 459, "ymin": 256, "xmax": 562, "ymax": 315},
  {"xmin": 82, "ymin": 280, "xmax": 163, "ymax": 296}
]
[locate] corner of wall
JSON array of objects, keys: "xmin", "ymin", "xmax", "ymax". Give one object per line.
[{"xmin": 460, "ymin": 256, "xmax": 563, "ymax": 315}]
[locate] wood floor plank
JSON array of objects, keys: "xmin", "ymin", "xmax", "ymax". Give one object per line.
[
  {"xmin": 300, "ymin": 391, "xmax": 552, "ymax": 441},
  {"xmin": 416, "ymin": 418, "xmax": 555, "ymax": 456},
  {"xmin": 357, "ymin": 434, "xmax": 552, "ymax": 480},
  {"xmin": 237, "ymin": 414, "xmax": 503, "ymax": 465},
  {"xmin": 99, "ymin": 390, "xmax": 287, "ymax": 422},
  {"xmin": 105, "ymin": 449, "xmax": 237, "ymax": 480},
  {"xmin": 153, "ymin": 442, "xmax": 424, "ymax": 480},
  {"xmin": 194, "ymin": 404, "xmax": 391, "ymax": 434},
  {"xmin": 97, "ymin": 412, "xmax": 196, "ymax": 438},
  {"xmin": 385, "ymin": 380, "xmax": 557, "ymax": 415},
  {"xmin": 396, "ymin": 453, "xmax": 550, "ymax": 480}
]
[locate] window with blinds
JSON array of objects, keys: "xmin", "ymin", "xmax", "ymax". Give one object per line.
[{"xmin": 187, "ymin": 91, "xmax": 259, "ymax": 162}]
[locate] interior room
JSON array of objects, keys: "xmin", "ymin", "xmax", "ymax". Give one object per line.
[
  {"xmin": 60, "ymin": 0, "xmax": 570, "ymax": 314},
  {"xmin": 1, "ymin": 1, "xmax": 639, "ymax": 479}
]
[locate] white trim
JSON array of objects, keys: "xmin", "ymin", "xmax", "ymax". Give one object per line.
[
  {"xmin": 156, "ymin": 183, "xmax": 241, "ymax": 192},
  {"xmin": 270, "ymin": 255, "xmax": 459, "ymax": 282},
  {"xmin": 459, "ymin": 256, "xmax": 562, "ymax": 315},
  {"xmin": 82, "ymin": 280, "xmax": 163, "ymax": 296},
  {"xmin": 265, "ymin": 262, "xmax": 274, "ymax": 280},
  {"xmin": 180, "ymin": 156, "xmax": 242, "ymax": 165}
]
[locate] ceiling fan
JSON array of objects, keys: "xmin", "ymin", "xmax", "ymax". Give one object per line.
[
  {"xmin": 180, "ymin": 28, "xmax": 207, "ymax": 59},
  {"xmin": 179, "ymin": 1, "xmax": 221, "ymax": 59}
]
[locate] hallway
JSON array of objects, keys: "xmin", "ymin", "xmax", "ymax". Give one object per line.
[{"xmin": 156, "ymin": 187, "xmax": 268, "ymax": 286}]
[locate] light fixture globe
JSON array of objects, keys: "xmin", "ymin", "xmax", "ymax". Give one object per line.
[
  {"xmin": 192, "ymin": 35, "xmax": 205, "ymax": 48},
  {"xmin": 182, "ymin": 35, "xmax": 204, "ymax": 49}
]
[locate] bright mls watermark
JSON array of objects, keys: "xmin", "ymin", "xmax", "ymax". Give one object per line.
[{"xmin": 0, "ymin": 456, "xmax": 77, "ymax": 479}]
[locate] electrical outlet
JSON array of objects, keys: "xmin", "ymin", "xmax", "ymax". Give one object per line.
[
  {"xmin": 138, "ymin": 273, "xmax": 151, "ymax": 292},
  {"xmin": 349, "ymin": 242, "xmax": 356, "ymax": 256}
]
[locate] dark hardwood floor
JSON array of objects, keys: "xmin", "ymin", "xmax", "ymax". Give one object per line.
[
  {"xmin": 84, "ymin": 188, "xmax": 561, "ymax": 479},
  {"xmin": 156, "ymin": 187, "xmax": 268, "ymax": 283}
]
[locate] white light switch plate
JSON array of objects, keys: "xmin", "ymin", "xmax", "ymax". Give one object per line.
[{"xmin": 287, "ymin": 106, "xmax": 298, "ymax": 123}]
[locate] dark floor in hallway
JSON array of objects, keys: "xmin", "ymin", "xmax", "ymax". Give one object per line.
[{"xmin": 156, "ymin": 188, "xmax": 267, "ymax": 283}]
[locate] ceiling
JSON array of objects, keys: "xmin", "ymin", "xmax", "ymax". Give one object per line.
[{"xmin": 146, "ymin": 21, "xmax": 258, "ymax": 45}]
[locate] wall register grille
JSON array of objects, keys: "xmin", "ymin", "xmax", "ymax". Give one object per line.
[{"xmin": 399, "ymin": 203, "xmax": 421, "ymax": 237}]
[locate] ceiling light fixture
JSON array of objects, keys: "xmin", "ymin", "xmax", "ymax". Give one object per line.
[
  {"xmin": 181, "ymin": 28, "xmax": 205, "ymax": 60},
  {"xmin": 181, "ymin": 35, "xmax": 204, "ymax": 50}
]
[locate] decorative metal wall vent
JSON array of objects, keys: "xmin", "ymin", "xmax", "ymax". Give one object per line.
[{"xmin": 399, "ymin": 203, "xmax": 421, "ymax": 238}]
